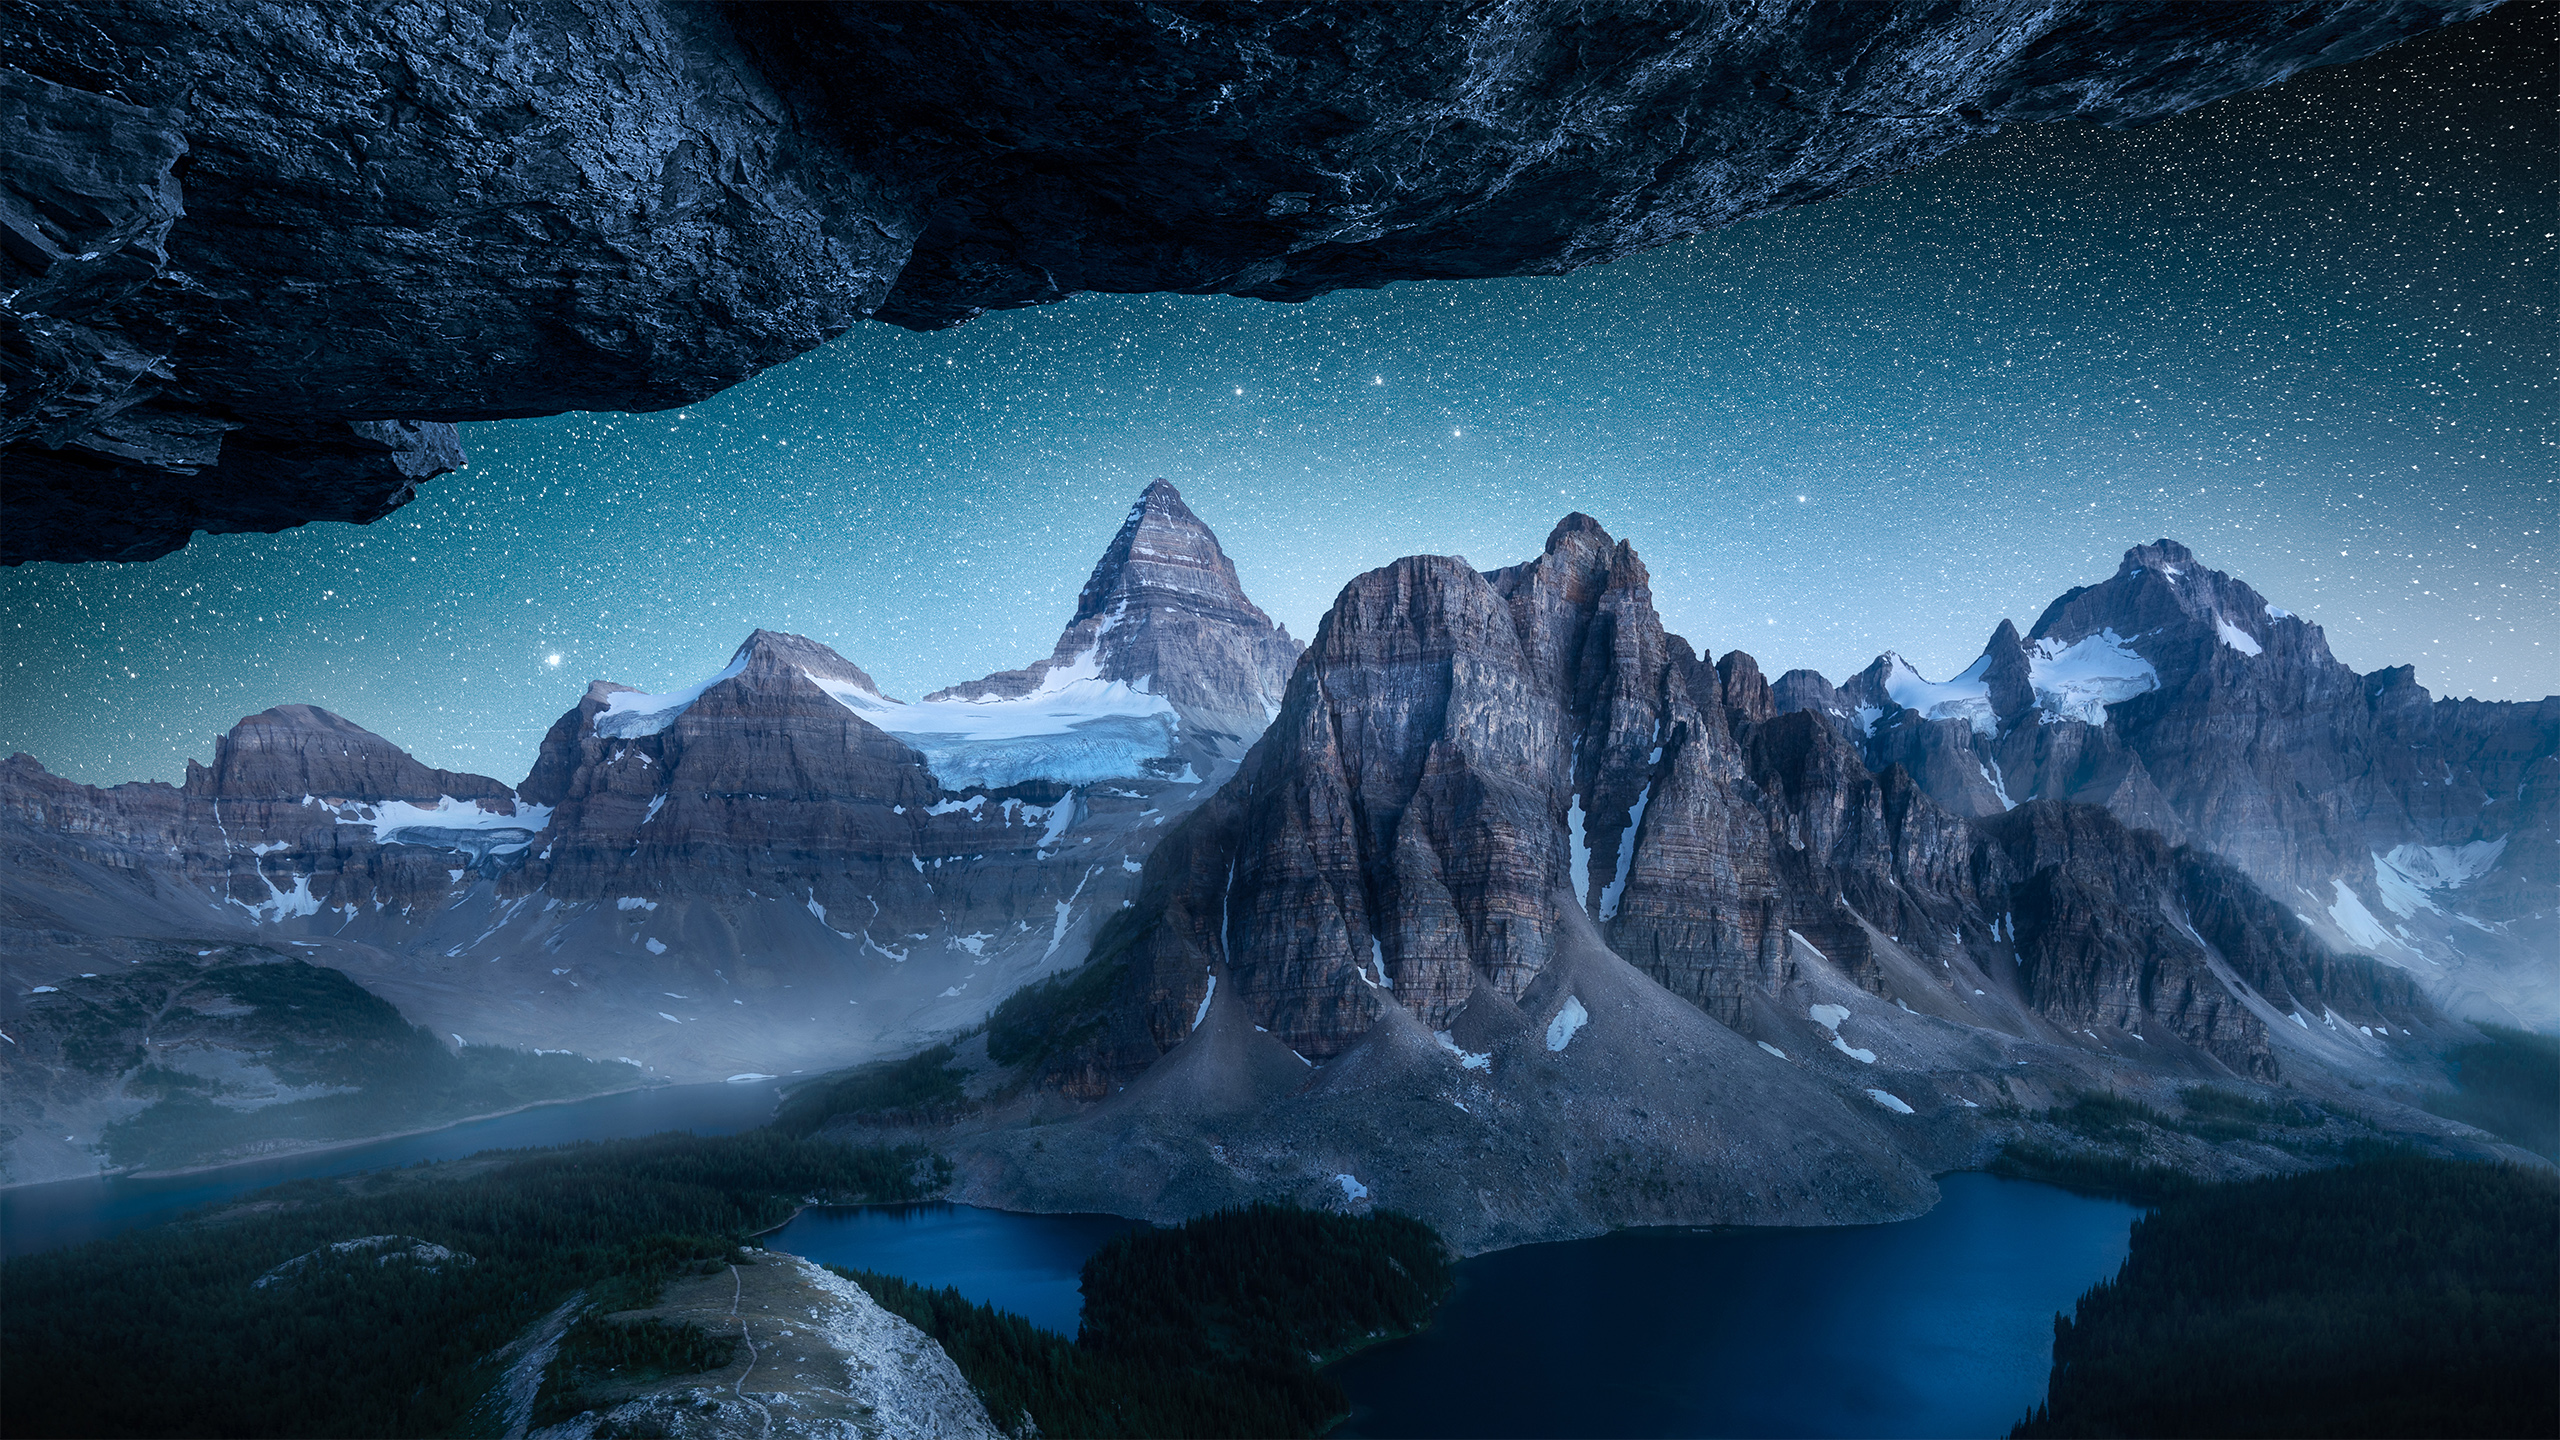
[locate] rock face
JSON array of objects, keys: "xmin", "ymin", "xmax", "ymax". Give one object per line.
[
  {"xmin": 0, "ymin": 483, "xmax": 1296, "ymax": 1182},
  {"xmin": 189, "ymin": 704, "xmax": 516, "ymax": 808},
  {"xmin": 941, "ymin": 515, "xmax": 2464, "ymax": 1252},
  {"xmin": 0, "ymin": 1, "xmax": 2495, "ymax": 562},
  {"xmin": 1810, "ymin": 540, "xmax": 2559, "ymax": 1028},
  {"xmin": 1029, "ymin": 518, "xmax": 2443, "ymax": 1094}
]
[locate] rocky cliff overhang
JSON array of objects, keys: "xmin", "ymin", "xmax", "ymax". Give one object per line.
[{"xmin": 0, "ymin": 0, "xmax": 2494, "ymax": 564}]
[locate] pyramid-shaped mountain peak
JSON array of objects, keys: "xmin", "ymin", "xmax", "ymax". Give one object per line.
[
  {"xmin": 1072, "ymin": 478, "xmax": 1274, "ymax": 631},
  {"xmin": 932, "ymin": 479, "xmax": 1302, "ymax": 746}
]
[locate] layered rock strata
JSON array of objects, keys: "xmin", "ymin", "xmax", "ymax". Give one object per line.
[{"xmin": 1, "ymin": 1, "xmax": 2496, "ymax": 561}]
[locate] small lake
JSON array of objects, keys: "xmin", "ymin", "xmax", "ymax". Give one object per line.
[
  {"xmin": 768, "ymin": 1203, "xmax": 1149, "ymax": 1335},
  {"xmin": 0, "ymin": 1078, "xmax": 784, "ymax": 1257},
  {"xmin": 1331, "ymin": 1173, "xmax": 2136, "ymax": 1439}
]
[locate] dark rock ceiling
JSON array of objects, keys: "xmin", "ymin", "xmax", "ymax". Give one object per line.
[{"xmin": 0, "ymin": 1, "xmax": 2494, "ymax": 564}]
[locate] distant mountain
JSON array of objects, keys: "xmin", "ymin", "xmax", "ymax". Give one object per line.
[
  {"xmin": 1813, "ymin": 539, "xmax": 2557, "ymax": 1030},
  {"xmin": 0, "ymin": 480, "xmax": 1297, "ymax": 1183}
]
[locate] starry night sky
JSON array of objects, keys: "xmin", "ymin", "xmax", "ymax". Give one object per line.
[{"xmin": 5, "ymin": 5, "xmax": 2550, "ymax": 788}]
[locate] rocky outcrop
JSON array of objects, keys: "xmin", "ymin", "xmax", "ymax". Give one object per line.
[
  {"xmin": 523, "ymin": 1249, "xmax": 999, "ymax": 1440},
  {"xmin": 1, "ymin": 1, "xmax": 2496, "ymax": 562},
  {"xmin": 1806, "ymin": 539, "xmax": 2560, "ymax": 1027}
]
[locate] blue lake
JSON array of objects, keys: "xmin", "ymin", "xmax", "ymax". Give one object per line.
[
  {"xmin": 763, "ymin": 1176, "xmax": 2132, "ymax": 1438},
  {"xmin": 1330, "ymin": 1173, "xmax": 2137, "ymax": 1439},
  {"xmin": 0, "ymin": 1078, "xmax": 783, "ymax": 1257},
  {"xmin": 767, "ymin": 1203, "xmax": 1150, "ymax": 1336}
]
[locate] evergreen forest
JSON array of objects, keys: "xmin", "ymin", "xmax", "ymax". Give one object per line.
[
  {"xmin": 844, "ymin": 1202, "xmax": 1454, "ymax": 1437},
  {"xmin": 0, "ymin": 1131, "xmax": 939, "ymax": 1437},
  {"xmin": 2014, "ymin": 1154, "xmax": 2559, "ymax": 1438}
]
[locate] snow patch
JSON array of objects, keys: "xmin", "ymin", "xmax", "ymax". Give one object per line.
[
  {"xmin": 232, "ymin": 866, "xmax": 324, "ymax": 924},
  {"xmin": 644, "ymin": 937, "xmax": 667, "ymax": 955},
  {"xmin": 726, "ymin": 1073, "xmax": 777, "ymax": 1083},
  {"xmin": 1865, "ymin": 1088, "xmax": 1915, "ymax": 1115},
  {"xmin": 1566, "ymin": 794, "xmax": 1592, "ymax": 912},
  {"xmin": 2215, "ymin": 618, "xmax": 2264, "ymax": 657},
  {"xmin": 1334, "ymin": 1174, "xmax": 1369, "ymax": 1204},
  {"xmin": 1545, "ymin": 995, "xmax": 1589, "ymax": 1053},
  {"xmin": 2327, "ymin": 880, "xmax": 2411, "ymax": 954},
  {"xmin": 2373, "ymin": 838, "xmax": 2506, "ymax": 918},
  {"xmin": 1191, "ymin": 972, "xmax": 1217, "ymax": 1031},
  {"xmin": 595, "ymin": 652, "xmax": 751, "ymax": 737},
  {"xmin": 335, "ymin": 795, "xmax": 554, "ymax": 846},
  {"xmin": 617, "ymin": 896, "xmax": 657, "ymax": 911},
  {"xmin": 1597, "ymin": 785, "xmax": 1650, "ymax": 920},
  {"xmin": 1045, "ymin": 867, "xmax": 1097, "ymax": 959},
  {"xmin": 815, "ymin": 647, "xmax": 1178, "ymax": 789},
  {"xmin": 1808, "ymin": 1003, "xmax": 1877, "ymax": 1063},
  {"xmin": 1978, "ymin": 758, "xmax": 2015, "ymax": 811},
  {"xmin": 1884, "ymin": 653, "xmax": 1997, "ymax": 735},
  {"xmin": 1433, "ymin": 1031, "xmax": 1493, "ymax": 1070},
  {"xmin": 1036, "ymin": 793, "xmax": 1077, "ymax": 851},
  {"xmin": 1757, "ymin": 1041, "xmax": 1788, "ymax": 1060},
  {"xmin": 2028, "ymin": 628, "xmax": 2159, "ymax": 725}
]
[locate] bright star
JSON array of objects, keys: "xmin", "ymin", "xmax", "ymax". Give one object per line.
[{"xmin": 545, "ymin": 653, "xmax": 562, "ymax": 667}]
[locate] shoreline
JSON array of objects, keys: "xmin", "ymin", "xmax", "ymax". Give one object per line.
[{"xmin": 0, "ymin": 1078, "xmax": 676, "ymax": 1193}]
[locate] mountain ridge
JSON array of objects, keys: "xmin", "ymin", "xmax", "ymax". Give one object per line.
[
  {"xmin": 2, "ymin": 495, "xmax": 2547, "ymax": 1221},
  {"xmin": 0, "ymin": 480, "xmax": 1296, "ymax": 1183}
]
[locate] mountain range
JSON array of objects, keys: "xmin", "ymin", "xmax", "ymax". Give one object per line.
[{"xmin": 3, "ymin": 484, "xmax": 2548, "ymax": 1220}]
